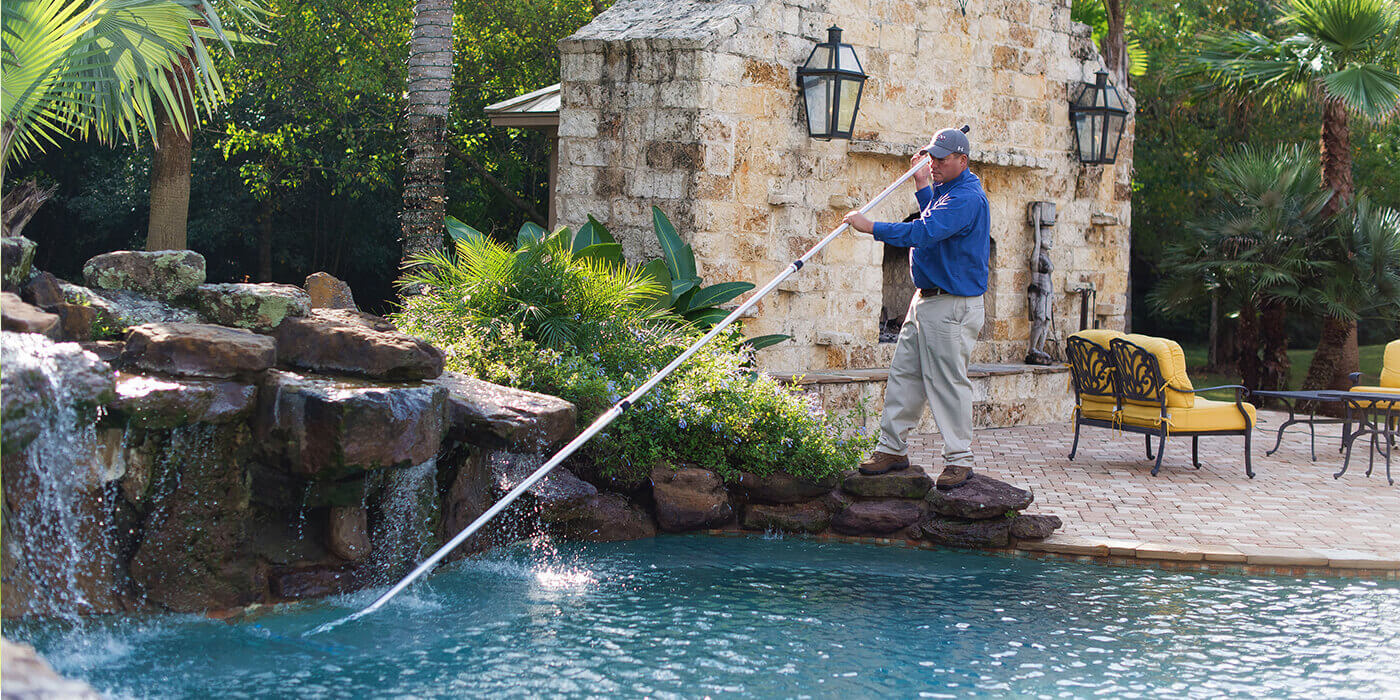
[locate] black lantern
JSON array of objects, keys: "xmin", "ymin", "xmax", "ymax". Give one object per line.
[
  {"xmin": 796, "ymin": 26, "xmax": 867, "ymax": 140},
  {"xmin": 1069, "ymin": 70, "xmax": 1128, "ymax": 164}
]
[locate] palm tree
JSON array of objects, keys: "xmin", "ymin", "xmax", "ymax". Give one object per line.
[
  {"xmin": 1150, "ymin": 145, "xmax": 1330, "ymax": 393},
  {"xmin": 1, "ymin": 0, "xmax": 265, "ymax": 236},
  {"xmin": 1182, "ymin": 0, "xmax": 1400, "ymax": 389},
  {"xmin": 399, "ymin": 0, "xmax": 453, "ymax": 268}
]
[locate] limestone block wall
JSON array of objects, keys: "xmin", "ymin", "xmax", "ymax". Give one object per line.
[{"xmin": 558, "ymin": 0, "xmax": 1132, "ymax": 376}]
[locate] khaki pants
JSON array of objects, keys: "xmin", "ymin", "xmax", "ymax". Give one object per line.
[{"xmin": 876, "ymin": 293, "xmax": 985, "ymax": 467}]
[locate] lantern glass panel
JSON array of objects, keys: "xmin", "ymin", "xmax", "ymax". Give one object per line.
[
  {"xmin": 836, "ymin": 77, "xmax": 862, "ymax": 134},
  {"xmin": 802, "ymin": 75, "xmax": 831, "ymax": 136},
  {"xmin": 1103, "ymin": 112, "xmax": 1125, "ymax": 162},
  {"xmin": 1072, "ymin": 112, "xmax": 1100, "ymax": 162},
  {"xmin": 805, "ymin": 45, "xmax": 832, "ymax": 71},
  {"xmin": 837, "ymin": 45, "xmax": 860, "ymax": 72}
]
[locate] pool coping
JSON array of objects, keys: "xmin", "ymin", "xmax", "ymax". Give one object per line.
[{"xmin": 701, "ymin": 529, "xmax": 1400, "ymax": 580}]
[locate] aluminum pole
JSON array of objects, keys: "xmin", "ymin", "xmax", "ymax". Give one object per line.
[{"xmin": 308, "ymin": 149, "xmax": 934, "ymax": 636}]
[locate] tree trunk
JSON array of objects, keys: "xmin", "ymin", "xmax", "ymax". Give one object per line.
[
  {"xmin": 1207, "ymin": 292, "xmax": 1219, "ymax": 369},
  {"xmin": 1101, "ymin": 0, "xmax": 1129, "ymax": 87},
  {"xmin": 1258, "ymin": 298, "xmax": 1290, "ymax": 395},
  {"xmin": 1236, "ymin": 297, "xmax": 1261, "ymax": 393},
  {"xmin": 1319, "ymin": 98, "xmax": 1353, "ymax": 217},
  {"xmin": 146, "ymin": 109, "xmax": 192, "ymax": 251},
  {"xmin": 399, "ymin": 0, "xmax": 454, "ymax": 268},
  {"xmin": 1301, "ymin": 315, "xmax": 1357, "ymax": 415}
]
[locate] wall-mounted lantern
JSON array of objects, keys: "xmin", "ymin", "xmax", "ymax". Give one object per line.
[
  {"xmin": 797, "ymin": 26, "xmax": 867, "ymax": 140},
  {"xmin": 1069, "ymin": 70, "xmax": 1128, "ymax": 164}
]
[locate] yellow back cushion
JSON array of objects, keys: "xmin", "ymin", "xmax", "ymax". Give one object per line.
[
  {"xmin": 1118, "ymin": 334, "xmax": 1195, "ymax": 408},
  {"xmin": 1382, "ymin": 339, "xmax": 1400, "ymax": 388}
]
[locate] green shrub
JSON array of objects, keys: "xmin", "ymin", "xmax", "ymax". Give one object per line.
[{"xmin": 395, "ymin": 223, "xmax": 873, "ymax": 486}]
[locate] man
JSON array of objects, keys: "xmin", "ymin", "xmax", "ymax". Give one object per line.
[{"xmin": 842, "ymin": 126, "xmax": 990, "ymax": 489}]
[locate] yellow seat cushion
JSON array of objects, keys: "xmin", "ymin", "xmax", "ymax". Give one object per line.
[
  {"xmin": 1070, "ymin": 329, "xmax": 1124, "ymax": 349},
  {"xmin": 1078, "ymin": 397, "xmax": 1118, "ymax": 421},
  {"xmin": 1121, "ymin": 398, "xmax": 1255, "ymax": 432},
  {"xmin": 1381, "ymin": 339, "xmax": 1400, "ymax": 388},
  {"xmin": 1349, "ymin": 384, "xmax": 1400, "ymax": 409},
  {"xmin": 1118, "ymin": 334, "xmax": 1195, "ymax": 409}
]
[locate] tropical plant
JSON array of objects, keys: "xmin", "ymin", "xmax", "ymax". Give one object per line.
[
  {"xmin": 1180, "ymin": 0, "xmax": 1400, "ymax": 388},
  {"xmin": 1, "ymin": 0, "xmax": 265, "ymax": 237},
  {"xmin": 1150, "ymin": 144, "xmax": 1331, "ymax": 391},
  {"xmin": 1298, "ymin": 196, "xmax": 1400, "ymax": 389}
]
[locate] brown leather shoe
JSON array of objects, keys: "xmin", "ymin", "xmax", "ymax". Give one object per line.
[
  {"xmin": 936, "ymin": 465, "xmax": 973, "ymax": 490},
  {"xmin": 858, "ymin": 451, "xmax": 911, "ymax": 475}
]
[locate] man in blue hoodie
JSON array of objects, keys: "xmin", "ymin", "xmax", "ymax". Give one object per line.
[{"xmin": 843, "ymin": 126, "xmax": 990, "ymax": 489}]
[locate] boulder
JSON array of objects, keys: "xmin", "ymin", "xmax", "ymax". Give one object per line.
[
  {"xmin": 275, "ymin": 309, "xmax": 444, "ymax": 381},
  {"xmin": 2, "ymin": 236, "xmax": 37, "ymax": 290},
  {"xmin": 82, "ymin": 249, "xmax": 205, "ymax": 299},
  {"xmin": 440, "ymin": 450, "xmax": 500, "ymax": 556},
  {"xmin": 256, "ymin": 369, "xmax": 447, "ymax": 479},
  {"xmin": 270, "ymin": 565, "xmax": 357, "ymax": 600},
  {"xmin": 109, "ymin": 372, "xmax": 257, "ymax": 428},
  {"xmin": 248, "ymin": 464, "xmax": 368, "ymax": 509},
  {"xmin": 841, "ymin": 469, "xmax": 934, "ymax": 499},
  {"xmin": 741, "ymin": 500, "xmax": 833, "ymax": 533},
  {"xmin": 1, "ymin": 292, "xmax": 59, "ymax": 338},
  {"xmin": 491, "ymin": 454, "xmax": 598, "ymax": 509},
  {"xmin": 48, "ymin": 303, "xmax": 96, "ymax": 341},
  {"xmin": 328, "ymin": 506, "xmax": 371, "ymax": 561},
  {"xmin": 543, "ymin": 492, "xmax": 658, "ymax": 541},
  {"xmin": 193, "ymin": 282, "xmax": 311, "ymax": 331},
  {"xmin": 0, "ymin": 639, "xmax": 102, "ymax": 699},
  {"xmin": 831, "ymin": 499, "xmax": 922, "ymax": 535},
  {"xmin": 925, "ymin": 474, "xmax": 1033, "ymax": 520},
  {"xmin": 305, "ymin": 272, "xmax": 358, "ymax": 310},
  {"xmin": 60, "ymin": 283, "xmax": 204, "ymax": 332},
  {"xmin": 121, "ymin": 322, "xmax": 276, "ymax": 379},
  {"xmin": 1010, "ymin": 513, "xmax": 1063, "ymax": 540},
  {"xmin": 650, "ymin": 465, "xmax": 733, "ymax": 532},
  {"xmin": 921, "ymin": 516, "xmax": 1012, "ymax": 548},
  {"xmin": 1, "ymin": 331, "xmax": 115, "ymax": 455},
  {"xmin": 735, "ymin": 470, "xmax": 838, "ymax": 504},
  {"xmin": 19, "ymin": 270, "xmax": 65, "ymax": 308},
  {"xmin": 435, "ymin": 371, "xmax": 576, "ymax": 450}
]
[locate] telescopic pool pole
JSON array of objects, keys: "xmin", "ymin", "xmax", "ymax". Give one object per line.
[{"xmin": 309, "ymin": 136, "xmax": 940, "ymax": 635}]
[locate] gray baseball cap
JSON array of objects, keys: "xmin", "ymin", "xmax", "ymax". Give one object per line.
[{"xmin": 923, "ymin": 125, "xmax": 971, "ymax": 158}]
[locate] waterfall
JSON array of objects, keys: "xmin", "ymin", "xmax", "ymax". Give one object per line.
[
  {"xmin": 369, "ymin": 459, "xmax": 440, "ymax": 582},
  {"xmin": 2, "ymin": 333, "xmax": 112, "ymax": 619}
]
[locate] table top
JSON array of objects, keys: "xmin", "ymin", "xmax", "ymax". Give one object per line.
[
  {"xmin": 1316, "ymin": 389, "xmax": 1400, "ymax": 404},
  {"xmin": 1252, "ymin": 389, "xmax": 1343, "ymax": 400}
]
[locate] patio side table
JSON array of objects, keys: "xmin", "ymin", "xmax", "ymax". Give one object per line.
[
  {"xmin": 1317, "ymin": 390, "xmax": 1399, "ymax": 486},
  {"xmin": 1252, "ymin": 389, "xmax": 1347, "ymax": 461}
]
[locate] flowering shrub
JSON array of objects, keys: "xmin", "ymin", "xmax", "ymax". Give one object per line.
[{"xmin": 395, "ymin": 230, "xmax": 873, "ymax": 486}]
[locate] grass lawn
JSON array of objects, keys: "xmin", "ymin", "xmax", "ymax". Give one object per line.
[{"xmin": 1181, "ymin": 343, "xmax": 1390, "ymax": 400}]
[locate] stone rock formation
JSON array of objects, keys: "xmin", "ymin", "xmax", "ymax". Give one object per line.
[
  {"xmin": 2, "ymin": 236, "xmax": 38, "ymax": 290},
  {"xmin": 305, "ymin": 271, "xmax": 358, "ymax": 310},
  {"xmin": 925, "ymin": 474, "xmax": 1033, "ymax": 520},
  {"xmin": 436, "ymin": 371, "xmax": 576, "ymax": 450},
  {"xmin": 121, "ymin": 322, "xmax": 276, "ymax": 379},
  {"xmin": 109, "ymin": 372, "xmax": 257, "ymax": 428},
  {"xmin": 82, "ymin": 249, "xmax": 206, "ymax": 300},
  {"xmin": 0, "ymin": 639, "xmax": 102, "ymax": 699},
  {"xmin": 1, "ymin": 332, "xmax": 115, "ymax": 454},
  {"xmin": 742, "ymin": 501, "xmax": 833, "ymax": 533},
  {"xmin": 193, "ymin": 282, "xmax": 311, "ymax": 331},
  {"xmin": 735, "ymin": 470, "xmax": 837, "ymax": 503},
  {"xmin": 832, "ymin": 499, "xmax": 922, "ymax": 534},
  {"xmin": 544, "ymin": 492, "xmax": 657, "ymax": 541},
  {"xmin": 651, "ymin": 465, "xmax": 734, "ymax": 531},
  {"xmin": 1, "ymin": 292, "xmax": 59, "ymax": 338},
  {"xmin": 275, "ymin": 309, "xmax": 445, "ymax": 380}
]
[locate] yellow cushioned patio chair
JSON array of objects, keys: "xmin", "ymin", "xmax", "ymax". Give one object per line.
[
  {"xmin": 1065, "ymin": 329, "xmax": 1124, "ymax": 460},
  {"xmin": 1109, "ymin": 335, "xmax": 1257, "ymax": 478},
  {"xmin": 1348, "ymin": 339, "xmax": 1400, "ymax": 408}
]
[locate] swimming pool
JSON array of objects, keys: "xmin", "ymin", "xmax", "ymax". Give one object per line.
[{"xmin": 13, "ymin": 536, "xmax": 1400, "ymax": 698}]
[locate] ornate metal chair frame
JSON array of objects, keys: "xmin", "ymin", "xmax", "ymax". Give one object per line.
[
  {"xmin": 1106, "ymin": 337, "xmax": 1255, "ymax": 478},
  {"xmin": 1066, "ymin": 335, "xmax": 1119, "ymax": 460}
]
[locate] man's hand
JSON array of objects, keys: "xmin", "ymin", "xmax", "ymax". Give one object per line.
[
  {"xmin": 912, "ymin": 152, "xmax": 933, "ymax": 189},
  {"xmin": 843, "ymin": 211, "xmax": 874, "ymax": 234}
]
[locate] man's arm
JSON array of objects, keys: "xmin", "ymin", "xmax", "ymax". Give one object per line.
[{"xmin": 870, "ymin": 189, "xmax": 978, "ymax": 247}]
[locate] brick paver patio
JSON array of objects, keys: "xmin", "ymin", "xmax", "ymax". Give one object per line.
[{"xmin": 907, "ymin": 409, "xmax": 1400, "ymax": 565}]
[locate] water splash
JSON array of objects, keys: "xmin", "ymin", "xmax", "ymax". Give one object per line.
[{"xmin": 2, "ymin": 333, "xmax": 112, "ymax": 619}]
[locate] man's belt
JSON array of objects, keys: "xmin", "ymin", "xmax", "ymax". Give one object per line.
[{"xmin": 918, "ymin": 286, "xmax": 949, "ymax": 297}]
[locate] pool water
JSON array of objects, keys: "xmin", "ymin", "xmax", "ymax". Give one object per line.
[{"xmin": 12, "ymin": 536, "xmax": 1400, "ymax": 698}]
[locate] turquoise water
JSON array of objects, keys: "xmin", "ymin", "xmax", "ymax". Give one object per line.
[{"xmin": 12, "ymin": 535, "xmax": 1400, "ymax": 698}]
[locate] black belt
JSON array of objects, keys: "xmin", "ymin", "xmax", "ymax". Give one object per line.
[{"xmin": 918, "ymin": 287, "xmax": 948, "ymax": 297}]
